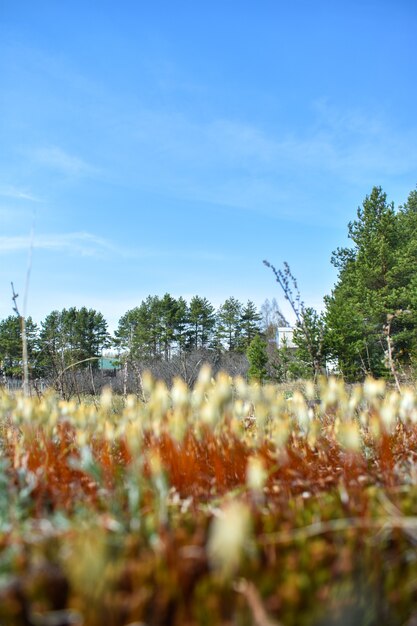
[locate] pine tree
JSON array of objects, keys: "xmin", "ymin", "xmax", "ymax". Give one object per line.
[
  {"xmin": 39, "ymin": 310, "xmax": 66, "ymax": 377},
  {"xmin": 325, "ymin": 186, "xmax": 407, "ymax": 379},
  {"xmin": 174, "ymin": 296, "xmax": 189, "ymax": 355},
  {"xmin": 73, "ymin": 307, "xmax": 110, "ymax": 367},
  {"xmin": 389, "ymin": 189, "xmax": 417, "ymax": 369},
  {"xmin": 115, "ymin": 299, "xmax": 159, "ymax": 360},
  {"xmin": 0, "ymin": 315, "xmax": 38, "ymax": 377},
  {"xmin": 239, "ymin": 300, "xmax": 262, "ymax": 351},
  {"xmin": 39, "ymin": 308, "xmax": 109, "ymax": 373},
  {"xmin": 159, "ymin": 293, "xmax": 179, "ymax": 360},
  {"xmin": 216, "ymin": 297, "xmax": 243, "ymax": 351},
  {"xmin": 247, "ymin": 335, "xmax": 268, "ymax": 383},
  {"xmin": 292, "ymin": 307, "xmax": 326, "ymax": 379},
  {"xmin": 187, "ymin": 296, "xmax": 216, "ymax": 350},
  {"xmin": 271, "ymin": 337, "xmax": 293, "ymax": 382}
]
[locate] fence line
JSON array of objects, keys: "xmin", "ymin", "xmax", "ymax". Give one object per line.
[{"xmin": 1, "ymin": 378, "xmax": 48, "ymax": 393}]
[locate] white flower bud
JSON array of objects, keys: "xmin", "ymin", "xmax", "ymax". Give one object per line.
[{"xmin": 207, "ymin": 501, "xmax": 251, "ymax": 576}]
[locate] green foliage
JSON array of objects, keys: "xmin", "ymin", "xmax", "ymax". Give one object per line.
[
  {"xmin": 0, "ymin": 315, "xmax": 38, "ymax": 377},
  {"xmin": 246, "ymin": 334, "xmax": 268, "ymax": 382},
  {"xmin": 325, "ymin": 185, "xmax": 417, "ymax": 380},
  {"xmin": 0, "ymin": 296, "xmax": 267, "ymax": 384},
  {"xmin": 216, "ymin": 297, "xmax": 243, "ymax": 351},
  {"xmin": 114, "ymin": 300, "xmax": 153, "ymax": 359},
  {"xmin": 39, "ymin": 307, "xmax": 110, "ymax": 376},
  {"xmin": 267, "ymin": 337, "xmax": 293, "ymax": 382},
  {"xmin": 239, "ymin": 300, "xmax": 263, "ymax": 351},
  {"xmin": 115, "ymin": 295, "xmax": 217, "ymax": 359},
  {"xmin": 114, "ymin": 295, "xmax": 264, "ymax": 362},
  {"xmin": 187, "ymin": 295, "xmax": 216, "ymax": 350},
  {"xmin": 292, "ymin": 307, "xmax": 327, "ymax": 379}
]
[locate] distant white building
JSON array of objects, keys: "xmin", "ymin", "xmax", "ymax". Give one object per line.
[{"xmin": 276, "ymin": 327, "xmax": 296, "ymax": 349}]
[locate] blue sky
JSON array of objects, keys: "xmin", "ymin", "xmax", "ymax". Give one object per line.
[{"xmin": 1, "ymin": 1, "xmax": 416, "ymax": 331}]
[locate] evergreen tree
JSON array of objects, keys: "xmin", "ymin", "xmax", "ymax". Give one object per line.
[
  {"xmin": 325, "ymin": 186, "xmax": 411, "ymax": 379},
  {"xmin": 40, "ymin": 308, "xmax": 109, "ymax": 374},
  {"xmin": 247, "ymin": 335, "xmax": 268, "ymax": 383},
  {"xmin": 39, "ymin": 310, "xmax": 68, "ymax": 376},
  {"xmin": 116, "ymin": 294, "xmax": 204, "ymax": 359},
  {"xmin": 216, "ymin": 297, "xmax": 243, "ymax": 351},
  {"xmin": 173, "ymin": 296, "xmax": 189, "ymax": 355},
  {"xmin": 239, "ymin": 300, "xmax": 262, "ymax": 351},
  {"xmin": 73, "ymin": 307, "xmax": 110, "ymax": 366},
  {"xmin": 270, "ymin": 337, "xmax": 293, "ymax": 382},
  {"xmin": 115, "ymin": 301, "xmax": 157, "ymax": 360},
  {"xmin": 0, "ymin": 315, "xmax": 38, "ymax": 377},
  {"xmin": 144, "ymin": 296, "xmax": 164, "ymax": 358},
  {"xmin": 292, "ymin": 307, "xmax": 326, "ymax": 379},
  {"xmin": 187, "ymin": 296, "xmax": 216, "ymax": 350},
  {"xmin": 159, "ymin": 294, "xmax": 178, "ymax": 360},
  {"xmin": 389, "ymin": 189, "xmax": 417, "ymax": 368}
]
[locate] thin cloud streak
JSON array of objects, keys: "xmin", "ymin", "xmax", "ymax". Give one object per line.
[
  {"xmin": 31, "ymin": 146, "xmax": 98, "ymax": 177},
  {"xmin": 0, "ymin": 186, "xmax": 40, "ymax": 202},
  {"xmin": 0, "ymin": 232, "xmax": 229, "ymax": 263},
  {"xmin": 110, "ymin": 103, "xmax": 417, "ymax": 218},
  {"xmin": 0, "ymin": 232, "xmax": 124, "ymax": 258}
]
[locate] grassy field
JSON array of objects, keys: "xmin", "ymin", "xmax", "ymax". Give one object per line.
[{"xmin": 1, "ymin": 369, "xmax": 417, "ymax": 625}]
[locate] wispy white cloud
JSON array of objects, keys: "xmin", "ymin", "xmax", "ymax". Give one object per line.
[
  {"xmin": 0, "ymin": 186, "xmax": 40, "ymax": 202},
  {"xmin": 0, "ymin": 231, "xmax": 228, "ymax": 263},
  {"xmin": 274, "ymin": 101, "xmax": 417, "ymax": 180},
  {"xmin": 206, "ymin": 112, "xmax": 417, "ymax": 180},
  {"xmin": 31, "ymin": 146, "xmax": 97, "ymax": 177},
  {"xmin": 0, "ymin": 232, "xmax": 122, "ymax": 257},
  {"xmin": 123, "ymin": 104, "xmax": 417, "ymax": 207}
]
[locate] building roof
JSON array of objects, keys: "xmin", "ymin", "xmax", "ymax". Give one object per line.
[{"xmin": 98, "ymin": 357, "xmax": 120, "ymax": 370}]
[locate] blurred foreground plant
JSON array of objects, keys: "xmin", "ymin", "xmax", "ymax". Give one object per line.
[{"xmin": 1, "ymin": 374, "xmax": 417, "ymax": 625}]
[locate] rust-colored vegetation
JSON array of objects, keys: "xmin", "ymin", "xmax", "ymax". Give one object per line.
[{"xmin": 2, "ymin": 372, "xmax": 417, "ymax": 625}]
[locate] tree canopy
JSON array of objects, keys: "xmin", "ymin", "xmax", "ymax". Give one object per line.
[{"xmin": 325, "ymin": 186, "xmax": 417, "ymax": 380}]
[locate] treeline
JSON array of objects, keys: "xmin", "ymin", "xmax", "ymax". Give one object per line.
[
  {"xmin": 0, "ymin": 297, "xmax": 287, "ymax": 383},
  {"xmin": 0, "ymin": 308, "xmax": 109, "ymax": 380},
  {"xmin": 115, "ymin": 296, "xmax": 278, "ymax": 358}
]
